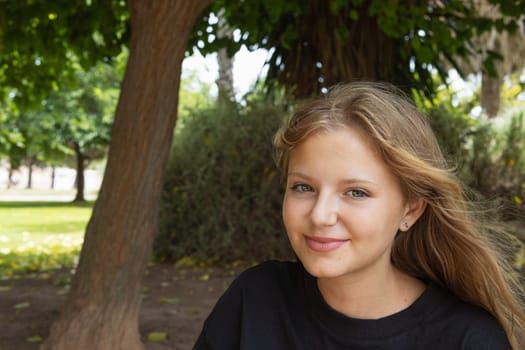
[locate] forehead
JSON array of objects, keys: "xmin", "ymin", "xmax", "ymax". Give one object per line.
[
  {"xmin": 289, "ymin": 125, "xmax": 378, "ymax": 161},
  {"xmin": 288, "ymin": 128, "xmax": 386, "ymax": 175}
]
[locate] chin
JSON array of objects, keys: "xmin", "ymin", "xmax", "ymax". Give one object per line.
[{"xmin": 300, "ymin": 259, "xmax": 347, "ymax": 279}]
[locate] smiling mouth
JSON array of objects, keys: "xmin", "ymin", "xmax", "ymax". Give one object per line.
[{"xmin": 305, "ymin": 236, "xmax": 350, "ymax": 252}]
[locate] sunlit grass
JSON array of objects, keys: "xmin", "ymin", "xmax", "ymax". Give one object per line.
[{"xmin": 0, "ymin": 201, "xmax": 93, "ymax": 278}]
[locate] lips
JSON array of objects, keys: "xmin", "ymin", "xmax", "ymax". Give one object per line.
[{"xmin": 305, "ymin": 235, "xmax": 349, "ymax": 252}]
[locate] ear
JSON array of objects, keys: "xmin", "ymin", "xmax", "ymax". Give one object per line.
[{"xmin": 399, "ymin": 198, "xmax": 426, "ymax": 232}]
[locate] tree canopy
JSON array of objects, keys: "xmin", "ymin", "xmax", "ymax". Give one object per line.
[
  {"xmin": 3, "ymin": 0, "xmax": 524, "ymax": 105},
  {"xmin": 191, "ymin": 0, "xmax": 525, "ymax": 98},
  {"xmin": 0, "ymin": 0, "xmax": 128, "ymax": 107}
]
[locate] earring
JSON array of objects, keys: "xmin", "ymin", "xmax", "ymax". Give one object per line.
[{"xmin": 402, "ymin": 222, "xmax": 409, "ymax": 231}]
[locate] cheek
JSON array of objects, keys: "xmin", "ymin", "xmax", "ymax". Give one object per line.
[{"xmin": 340, "ymin": 203, "xmax": 401, "ymax": 238}]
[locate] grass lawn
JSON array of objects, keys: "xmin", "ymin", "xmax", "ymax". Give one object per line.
[{"xmin": 0, "ymin": 201, "xmax": 94, "ymax": 278}]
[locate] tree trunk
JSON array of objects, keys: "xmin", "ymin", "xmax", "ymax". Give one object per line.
[
  {"xmin": 216, "ymin": 9, "xmax": 235, "ymax": 103},
  {"xmin": 7, "ymin": 167, "xmax": 13, "ymax": 189},
  {"xmin": 72, "ymin": 142, "xmax": 86, "ymax": 202},
  {"xmin": 217, "ymin": 47, "xmax": 235, "ymax": 102},
  {"xmin": 51, "ymin": 165, "xmax": 56, "ymax": 190},
  {"xmin": 480, "ymin": 71, "xmax": 502, "ymax": 118},
  {"xmin": 40, "ymin": 1, "xmax": 212, "ymax": 349},
  {"xmin": 26, "ymin": 158, "xmax": 34, "ymax": 189}
]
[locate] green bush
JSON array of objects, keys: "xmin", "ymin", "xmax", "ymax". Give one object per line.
[
  {"xmin": 425, "ymin": 101, "xmax": 525, "ymax": 218},
  {"xmin": 155, "ymin": 101, "xmax": 294, "ymax": 262}
]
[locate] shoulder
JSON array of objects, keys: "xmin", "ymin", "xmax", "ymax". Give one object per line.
[
  {"xmin": 203, "ymin": 260, "xmax": 303, "ymax": 313},
  {"xmin": 193, "ymin": 260, "xmax": 304, "ymax": 349},
  {"xmin": 223, "ymin": 260, "xmax": 304, "ymax": 302},
  {"xmin": 457, "ymin": 307, "xmax": 511, "ymax": 349},
  {"xmin": 424, "ymin": 284, "xmax": 511, "ymax": 349}
]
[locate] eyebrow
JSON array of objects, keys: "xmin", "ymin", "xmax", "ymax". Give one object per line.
[{"xmin": 287, "ymin": 171, "xmax": 379, "ymax": 187}]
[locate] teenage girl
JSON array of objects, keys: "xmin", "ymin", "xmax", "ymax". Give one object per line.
[{"xmin": 194, "ymin": 82, "xmax": 525, "ymax": 349}]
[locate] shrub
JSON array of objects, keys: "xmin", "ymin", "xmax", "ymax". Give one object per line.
[
  {"xmin": 425, "ymin": 101, "xmax": 525, "ymax": 219},
  {"xmin": 155, "ymin": 101, "xmax": 294, "ymax": 262}
]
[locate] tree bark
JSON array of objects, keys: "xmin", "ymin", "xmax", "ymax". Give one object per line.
[
  {"xmin": 40, "ymin": 1, "xmax": 212, "ymax": 349},
  {"xmin": 73, "ymin": 142, "xmax": 86, "ymax": 202},
  {"xmin": 51, "ymin": 165, "xmax": 56, "ymax": 190},
  {"xmin": 217, "ymin": 47, "xmax": 235, "ymax": 102},
  {"xmin": 7, "ymin": 166, "xmax": 13, "ymax": 189},
  {"xmin": 26, "ymin": 157, "xmax": 34, "ymax": 189},
  {"xmin": 216, "ymin": 9, "xmax": 235, "ymax": 103},
  {"xmin": 480, "ymin": 71, "xmax": 502, "ymax": 118}
]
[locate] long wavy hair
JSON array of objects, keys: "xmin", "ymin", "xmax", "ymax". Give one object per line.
[{"xmin": 273, "ymin": 81, "xmax": 525, "ymax": 349}]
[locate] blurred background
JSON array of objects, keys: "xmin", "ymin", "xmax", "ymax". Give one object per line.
[{"xmin": 0, "ymin": 1, "xmax": 524, "ymax": 348}]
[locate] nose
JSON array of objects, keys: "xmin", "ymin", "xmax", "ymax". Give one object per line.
[{"xmin": 311, "ymin": 193, "xmax": 339, "ymax": 227}]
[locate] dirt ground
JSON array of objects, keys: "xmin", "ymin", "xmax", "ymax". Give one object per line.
[{"xmin": 0, "ymin": 262, "xmax": 248, "ymax": 350}]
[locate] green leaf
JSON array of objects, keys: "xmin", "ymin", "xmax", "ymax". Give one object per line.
[{"xmin": 263, "ymin": 0, "xmax": 284, "ymax": 22}]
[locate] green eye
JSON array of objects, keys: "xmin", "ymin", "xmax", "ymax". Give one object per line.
[
  {"xmin": 347, "ymin": 189, "xmax": 368, "ymax": 198},
  {"xmin": 292, "ymin": 184, "xmax": 313, "ymax": 192}
]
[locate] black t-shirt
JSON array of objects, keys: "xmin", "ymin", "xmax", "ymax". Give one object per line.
[{"xmin": 194, "ymin": 261, "xmax": 511, "ymax": 349}]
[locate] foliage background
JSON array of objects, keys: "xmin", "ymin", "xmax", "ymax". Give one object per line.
[
  {"xmin": 420, "ymin": 84, "xmax": 525, "ymax": 213},
  {"xmin": 156, "ymin": 100, "xmax": 294, "ymax": 262}
]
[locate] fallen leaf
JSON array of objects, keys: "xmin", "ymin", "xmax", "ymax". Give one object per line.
[
  {"xmin": 147, "ymin": 332, "xmax": 168, "ymax": 342},
  {"xmin": 0, "ymin": 286, "xmax": 12, "ymax": 292},
  {"xmin": 158, "ymin": 297, "xmax": 180, "ymax": 305},
  {"xmin": 26, "ymin": 335, "xmax": 43, "ymax": 343},
  {"xmin": 175, "ymin": 256, "xmax": 197, "ymax": 267},
  {"xmin": 14, "ymin": 301, "xmax": 30, "ymax": 313}
]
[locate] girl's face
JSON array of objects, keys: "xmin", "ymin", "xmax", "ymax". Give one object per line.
[{"xmin": 283, "ymin": 127, "xmax": 422, "ymax": 282}]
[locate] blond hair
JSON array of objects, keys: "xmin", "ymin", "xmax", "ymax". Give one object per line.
[{"xmin": 273, "ymin": 82, "xmax": 525, "ymax": 349}]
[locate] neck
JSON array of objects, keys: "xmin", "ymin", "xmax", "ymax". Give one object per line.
[{"xmin": 316, "ymin": 266, "xmax": 425, "ymax": 319}]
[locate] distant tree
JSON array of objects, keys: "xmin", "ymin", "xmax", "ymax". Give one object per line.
[
  {"xmin": 215, "ymin": 9, "xmax": 236, "ymax": 103},
  {"xmin": 177, "ymin": 66, "xmax": 215, "ymax": 129},
  {"xmin": 0, "ymin": 96, "xmax": 25, "ymax": 187},
  {"xmin": 47, "ymin": 59, "xmax": 120, "ymax": 201},
  {"xmin": 0, "ymin": 57, "xmax": 120, "ymax": 198},
  {"xmin": 0, "ymin": 105, "xmax": 48, "ymax": 189},
  {"xmin": 451, "ymin": 1, "xmax": 525, "ymax": 117},
  {"xmin": 0, "ymin": 0, "xmax": 126, "ymax": 193},
  {"xmin": 0, "ymin": 94, "xmax": 17, "ymax": 158},
  {"xmin": 0, "ymin": 0, "xmax": 127, "ymax": 108}
]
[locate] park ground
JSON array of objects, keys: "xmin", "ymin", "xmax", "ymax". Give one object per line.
[{"xmin": 0, "ymin": 260, "xmax": 247, "ymax": 350}]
